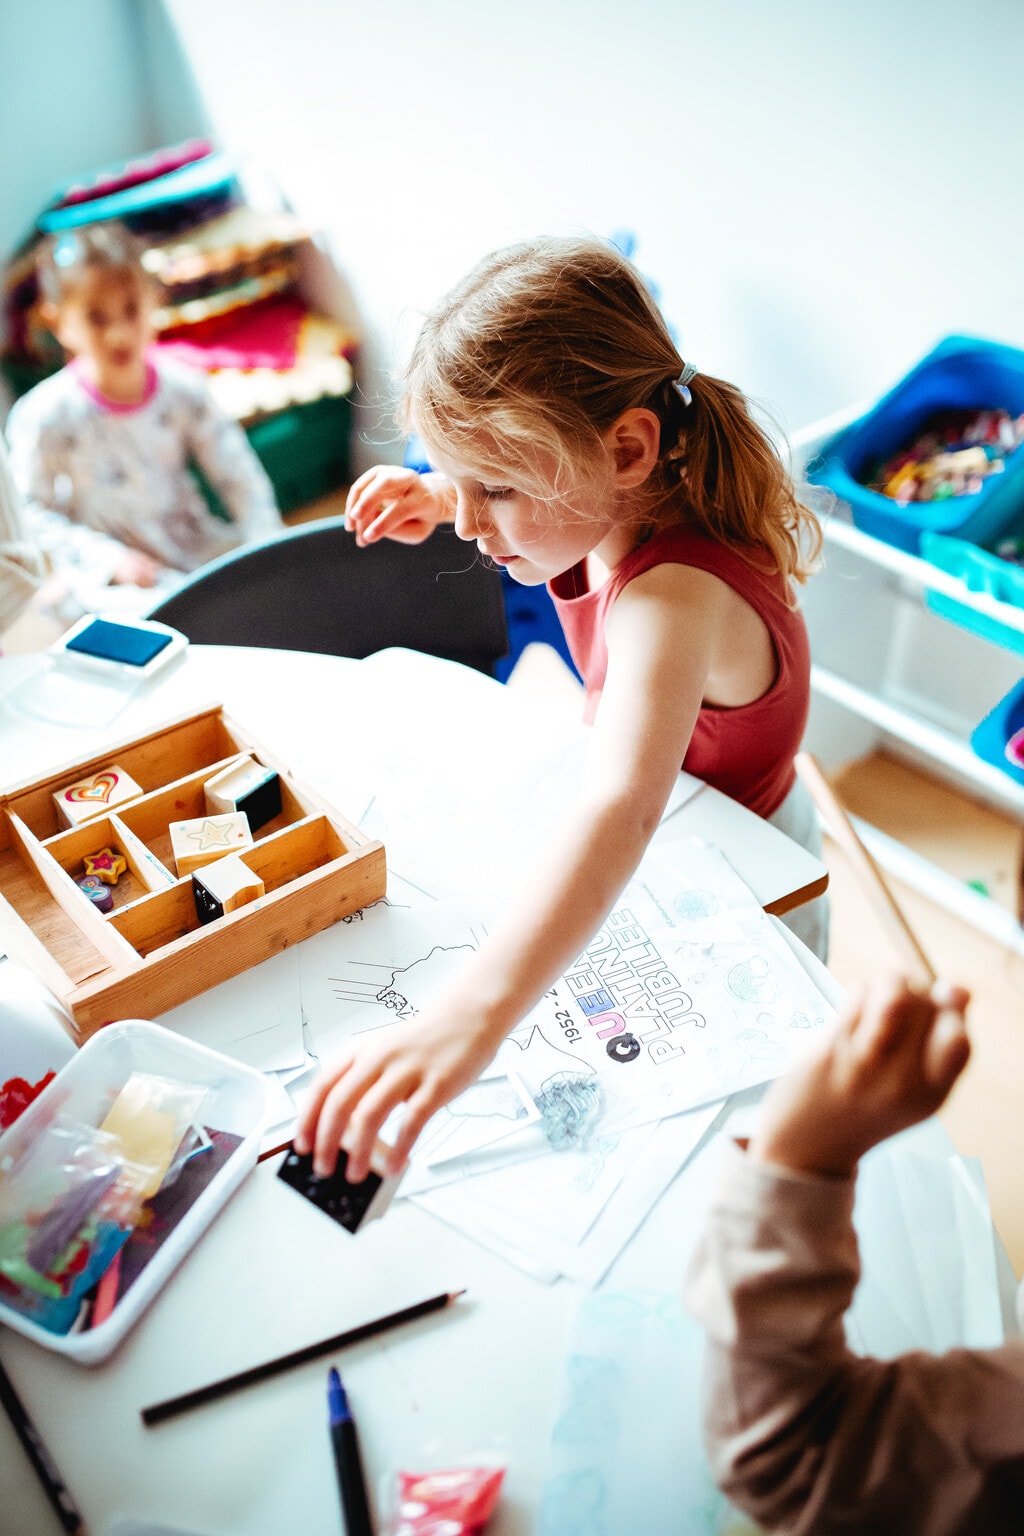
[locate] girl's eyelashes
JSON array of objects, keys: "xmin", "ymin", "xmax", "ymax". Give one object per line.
[{"xmin": 481, "ymin": 484, "xmax": 515, "ymax": 501}]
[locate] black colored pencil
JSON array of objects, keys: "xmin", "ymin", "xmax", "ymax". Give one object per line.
[
  {"xmin": 0, "ymin": 1355, "xmax": 88, "ymax": 1534},
  {"xmin": 141, "ymin": 1289, "xmax": 466, "ymax": 1427}
]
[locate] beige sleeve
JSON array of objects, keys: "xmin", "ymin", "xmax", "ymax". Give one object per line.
[
  {"xmin": 0, "ymin": 435, "xmax": 43, "ymax": 633},
  {"xmin": 683, "ymin": 1140, "xmax": 1024, "ymax": 1536}
]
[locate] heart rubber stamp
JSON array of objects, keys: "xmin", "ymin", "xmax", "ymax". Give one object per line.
[
  {"xmin": 54, "ymin": 764, "xmax": 142, "ymax": 827},
  {"xmin": 65, "ymin": 771, "xmax": 120, "ymax": 804}
]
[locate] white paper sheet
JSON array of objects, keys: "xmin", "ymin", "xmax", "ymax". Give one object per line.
[
  {"xmin": 414, "ymin": 1100, "xmax": 723, "ymax": 1284},
  {"xmin": 344, "ymin": 648, "xmax": 701, "ymax": 901},
  {"xmin": 539, "ymin": 1288, "xmax": 760, "ymax": 1535},
  {"xmin": 156, "ymin": 947, "xmax": 304, "ymax": 1073}
]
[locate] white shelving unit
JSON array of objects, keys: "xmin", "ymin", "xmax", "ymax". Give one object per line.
[{"xmin": 790, "ymin": 412, "xmax": 1024, "ymax": 952}]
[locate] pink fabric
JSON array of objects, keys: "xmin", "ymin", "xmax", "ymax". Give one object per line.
[
  {"xmin": 154, "ymin": 297, "xmax": 309, "ymax": 371},
  {"xmin": 548, "ymin": 526, "xmax": 811, "ymax": 818},
  {"xmin": 71, "ymin": 358, "xmax": 159, "ymax": 415},
  {"xmin": 57, "ymin": 140, "xmax": 213, "ymax": 208}
]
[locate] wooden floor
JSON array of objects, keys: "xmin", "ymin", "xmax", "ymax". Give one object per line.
[{"xmin": 828, "ymin": 752, "xmax": 1024, "ymax": 1277}]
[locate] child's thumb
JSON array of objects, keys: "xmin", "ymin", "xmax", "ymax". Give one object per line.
[{"xmin": 923, "ymin": 1001, "xmax": 971, "ymax": 1100}]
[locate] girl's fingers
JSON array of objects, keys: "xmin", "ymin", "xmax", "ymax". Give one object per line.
[
  {"xmin": 341, "ymin": 1069, "xmax": 420, "ymax": 1181},
  {"xmin": 292, "ymin": 1053, "xmax": 354, "ymax": 1154},
  {"xmin": 386, "ymin": 1086, "xmax": 443, "ymax": 1172},
  {"xmin": 312, "ymin": 1059, "xmax": 390, "ymax": 1177}
]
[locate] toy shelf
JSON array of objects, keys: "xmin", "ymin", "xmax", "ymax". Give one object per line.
[
  {"xmin": 0, "ymin": 704, "xmax": 386, "ymax": 1036},
  {"xmin": 791, "ymin": 411, "xmax": 1024, "ymax": 942}
]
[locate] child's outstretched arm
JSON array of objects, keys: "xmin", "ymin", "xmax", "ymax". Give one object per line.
[
  {"xmin": 686, "ymin": 978, "xmax": 1024, "ymax": 1536},
  {"xmin": 294, "ymin": 561, "xmax": 722, "ymax": 1180},
  {"xmin": 749, "ymin": 973, "xmax": 971, "ymax": 1177}
]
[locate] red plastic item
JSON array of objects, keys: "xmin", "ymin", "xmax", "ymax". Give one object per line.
[
  {"xmin": 393, "ymin": 1466, "xmax": 505, "ymax": 1536},
  {"xmin": 0, "ymin": 1071, "xmax": 56, "ymax": 1129}
]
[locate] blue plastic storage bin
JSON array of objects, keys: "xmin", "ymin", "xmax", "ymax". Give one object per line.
[
  {"xmin": 808, "ymin": 336, "xmax": 1024, "ymax": 554},
  {"xmin": 971, "ymin": 676, "xmax": 1024, "ymax": 785},
  {"xmin": 920, "ymin": 528, "xmax": 1024, "ymax": 657}
]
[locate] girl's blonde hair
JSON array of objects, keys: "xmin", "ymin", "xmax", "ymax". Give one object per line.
[
  {"xmin": 37, "ymin": 222, "xmax": 147, "ymax": 307},
  {"xmin": 403, "ymin": 235, "xmax": 820, "ymax": 584}
]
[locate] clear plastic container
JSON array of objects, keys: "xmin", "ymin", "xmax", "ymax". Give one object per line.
[{"xmin": 0, "ymin": 1020, "xmax": 270, "ymax": 1362}]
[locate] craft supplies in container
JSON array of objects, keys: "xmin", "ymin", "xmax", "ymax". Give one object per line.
[
  {"xmin": 807, "ymin": 336, "xmax": 1024, "ymax": 554},
  {"xmin": 0, "ymin": 1020, "xmax": 270, "ymax": 1361}
]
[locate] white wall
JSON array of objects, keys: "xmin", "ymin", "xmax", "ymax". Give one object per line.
[
  {"xmin": 0, "ymin": 0, "xmax": 208, "ymax": 339},
  {"xmin": 158, "ymin": 0, "xmax": 1024, "ymax": 470}
]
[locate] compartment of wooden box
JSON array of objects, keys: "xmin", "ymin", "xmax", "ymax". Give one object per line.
[
  {"xmin": 6, "ymin": 710, "xmax": 281, "ymax": 842},
  {"xmin": 0, "ymin": 705, "xmax": 386, "ymax": 1037},
  {"xmin": 45, "ymin": 814, "xmax": 174, "ymax": 911}
]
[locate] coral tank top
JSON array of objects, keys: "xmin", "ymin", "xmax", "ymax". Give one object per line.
[{"xmin": 548, "ymin": 525, "xmax": 811, "ymax": 818}]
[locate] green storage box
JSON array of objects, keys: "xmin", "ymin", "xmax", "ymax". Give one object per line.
[{"xmin": 245, "ymin": 393, "xmax": 351, "ymax": 513}]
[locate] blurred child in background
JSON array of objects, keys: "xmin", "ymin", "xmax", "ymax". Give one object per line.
[
  {"xmin": 5, "ymin": 222, "xmax": 281, "ymax": 621},
  {"xmin": 0, "ymin": 436, "xmax": 43, "ymax": 641}
]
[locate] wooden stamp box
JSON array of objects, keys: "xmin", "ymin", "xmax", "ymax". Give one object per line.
[{"xmin": 0, "ymin": 704, "xmax": 386, "ymax": 1038}]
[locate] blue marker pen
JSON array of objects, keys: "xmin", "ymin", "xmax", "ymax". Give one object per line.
[{"xmin": 327, "ymin": 1366, "xmax": 374, "ymax": 1536}]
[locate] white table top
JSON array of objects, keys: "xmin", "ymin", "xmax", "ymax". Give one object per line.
[{"xmin": 0, "ymin": 645, "xmax": 829, "ymax": 1536}]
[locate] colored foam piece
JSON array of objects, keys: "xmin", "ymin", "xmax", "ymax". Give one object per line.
[
  {"xmin": 54, "ymin": 765, "xmax": 143, "ymax": 828},
  {"xmin": 76, "ymin": 874, "xmax": 114, "ymax": 913},
  {"xmin": 168, "ymin": 812, "xmax": 253, "ymax": 877},
  {"xmin": 808, "ymin": 336, "xmax": 1024, "ymax": 554},
  {"xmin": 99, "ymin": 1075, "xmax": 181, "ymax": 1199},
  {"xmin": 82, "ymin": 847, "xmax": 127, "ymax": 885}
]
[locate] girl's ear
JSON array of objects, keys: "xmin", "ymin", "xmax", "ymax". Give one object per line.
[{"xmin": 603, "ymin": 408, "xmax": 661, "ymax": 488}]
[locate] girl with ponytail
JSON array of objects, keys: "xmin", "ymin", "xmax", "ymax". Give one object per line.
[{"xmin": 296, "ymin": 235, "xmax": 826, "ymax": 1181}]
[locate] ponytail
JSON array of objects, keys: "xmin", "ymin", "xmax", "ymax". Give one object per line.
[{"xmin": 663, "ymin": 371, "xmax": 822, "ymax": 589}]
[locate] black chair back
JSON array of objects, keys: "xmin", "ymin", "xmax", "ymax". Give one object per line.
[{"xmin": 147, "ymin": 518, "xmax": 508, "ymax": 676}]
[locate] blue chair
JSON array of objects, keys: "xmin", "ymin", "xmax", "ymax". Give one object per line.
[{"xmin": 146, "ymin": 516, "xmax": 508, "ymax": 676}]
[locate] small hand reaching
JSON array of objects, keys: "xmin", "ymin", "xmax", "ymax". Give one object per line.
[
  {"xmin": 344, "ymin": 465, "xmax": 452, "ymax": 547},
  {"xmin": 110, "ymin": 546, "xmax": 164, "ymax": 587},
  {"xmin": 293, "ymin": 1004, "xmax": 503, "ymax": 1183},
  {"xmin": 749, "ymin": 974, "xmax": 971, "ymax": 1179}
]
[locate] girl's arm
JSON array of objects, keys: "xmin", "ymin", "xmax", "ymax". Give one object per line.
[
  {"xmin": 5, "ymin": 397, "xmax": 129, "ymax": 587},
  {"xmin": 685, "ymin": 1142, "xmax": 1024, "ymax": 1536},
  {"xmin": 295, "ymin": 561, "xmax": 727, "ymax": 1180},
  {"xmin": 182, "ymin": 378, "xmax": 283, "ymax": 540},
  {"xmin": 684, "ymin": 979, "xmax": 1024, "ymax": 1536}
]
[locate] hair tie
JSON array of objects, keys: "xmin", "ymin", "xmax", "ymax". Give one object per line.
[{"xmin": 674, "ymin": 362, "xmax": 698, "ymax": 407}]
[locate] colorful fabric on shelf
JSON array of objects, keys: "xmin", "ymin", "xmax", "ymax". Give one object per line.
[
  {"xmin": 54, "ymin": 140, "xmax": 214, "ymax": 211},
  {"xmin": 155, "ymin": 297, "xmax": 358, "ymax": 370},
  {"xmin": 153, "ymin": 265, "xmax": 298, "ymax": 333},
  {"xmin": 142, "ymin": 207, "xmax": 310, "ymax": 299}
]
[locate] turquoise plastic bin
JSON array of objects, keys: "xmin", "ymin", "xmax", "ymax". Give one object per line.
[
  {"xmin": 809, "ymin": 335, "xmax": 1024, "ymax": 554},
  {"xmin": 971, "ymin": 678, "xmax": 1024, "ymax": 786}
]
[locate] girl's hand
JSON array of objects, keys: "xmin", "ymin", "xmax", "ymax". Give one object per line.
[
  {"xmin": 345, "ymin": 466, "xmax": 451, "ymax": 546},
  {"xmin": 749, "ymin": 975, "xmax": 971, "ymax": 1179},
  {"xmin": 110, "ymin": 547, "xmax": 164, "ymax": 587},
  {"xmin": 293, "ymin": 1005, "xmax": 501, "ymax": 1183}
]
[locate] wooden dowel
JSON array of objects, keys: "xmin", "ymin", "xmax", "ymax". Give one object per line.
[{"xmin": 795, "ymin": 752, "xmax": 936, "ymax": 988}]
